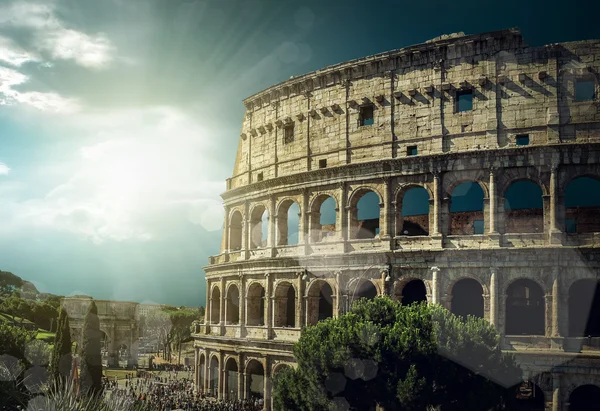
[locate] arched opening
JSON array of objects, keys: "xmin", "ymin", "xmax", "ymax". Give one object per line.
[
  {"xmin": 224, "ymin": 358, "xmax": 239, "ymax": 400},
  {"xmin": 210, "ymin": 287, "xmax": 221, "ymax": 324},
  {"xmin": 226, "ymin": 285, "xmax": 240, "ymax": 325},
  {"xmin": 507, "ymin": 382, "xmax": 545, "ymax": 411},
  {"xmin": 353, "ymin": 280, "xmax": 378, "ymax": 303},
  {"xmin": 451, "ymin": 279, "xmax": 484, "ymax": 319},
  {"xmin": 311, "ymin": 195, "xmax": 337, "ymax": 242},
  {"xmin": 100, "ymin": 330, "xmax": 109, "ymax": 357},
  {"xmin": 246, "ymin": 360, "xmax": 264, "ymax": 400},
  {"xmin": 504, "ymin": 180, "xmax": 544, "ymax": 233},
  {"xmin": 351, "ymin": 190, "xmax": 381, "ymax": 239},
  {"xmin": 229, "ymin": 211, "xmax": 243, "ymax": 251},
  {"xmin": 307, "ymin": 280, "xmax": 333, "ymax": 325},
  {"xmin": 198, "ymin": 354, "xmax": 205, "ymax": 392},
  {"xmin": 250, "ymin": 205, "xmax": 268, "ymax": 249},
  {"xmin": 569, "ymin": 384, "xmax": 600, "ymax": 411},
  {"xmin": 274, "ymin": 282, "xmax": 296, "ymax": 328},
  {"xmin": 277, "ymin": 200, "xmax": 300, "ymax": 246},
  {"xmin": 398, "ymin": 186, "xmax": 430, "ymax": 236},
  {"xmin": 400, "ymin": 280, "xmax": 427, "ymax": 305},
  {"xmin": 569, "ymin": 280, "xmax": 600, "ymax": 337},
  {"xmin": 273, "ymin": 363, "xmax": 291, "ymax": 376},
  {"xmin": 246, "ymin": 283, "xmax": 265, "ymax": 326},
  {"xmin": 565, "ymin": 176, "xmax": 600, "ymax": 234},
  {"xmin": 118, "ymin": 343, "xmax": 129, "ymax": 362},
  {"xmin": 449, "ymin": 181, "xmax": 485, "ymax": 235},
  {"xmin": 505, "ymin": 279, "xmax": 545, "ymax": 335},
  {"xmin": 209, "ymin": 356, "xmax": 219, "ymax": 396}
]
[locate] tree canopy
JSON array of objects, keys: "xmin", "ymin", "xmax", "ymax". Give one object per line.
[
  {"xmin": 79, "ymin": 301, "xmax": 102, "ymax": 397},
  {"xmin": 273, "ymin": 298, "xmax": 522, "ymax": 411}
]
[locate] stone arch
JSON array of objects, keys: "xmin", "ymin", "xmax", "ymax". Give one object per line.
[
  {"xmin": 246, "ymin": 282, "xmax": 266, "ymax": 326},
  {"xmin": 443, "ymin": 173, "xmax": 490, "ymax": 199},
  {"xmin": 503, "ymin": 179, "xmax": 545, "ymax": 234},
  {"xmin": 395, "ymin": 184, "xmax": 432, "ymax": 236},
  {"xmin": 273, "ymin": 281, "xmax": 296, "ymax": 327},
  {"xmin": 249, "ymin": 203, "xmax": 269, "ymax": 249},
  {"xmin": 505, "ymin": 279, "xmax": 545, "ymax": 335},
  {"xmin": 209, "ymin": 355, "xmax": 219, "ymax": 396},
  {"xmin": 347, "ymin": 277, "xmax": 380, "ymax": 303},
  {"xmin": 309, "ymin": 194, "xmax": 337, "ymax": 242},
  {"xmin": 348, "ymin": 186, "xmax": 383, "ymax": 239},
  {"xmin": 448, "ymin": 181, "xmax": 486, "ymax": 235},
  {"xmin": 497, "ymin": 167, "xmax": 549, "ymax": 197},
  {"xmin": 569, "ymin": 384, "xmax": 600, "ymax": 411},
  {"xmin": 210, "ymin": 286, "xmax": 221, "ymax": 324},
  {"xmin": 245, "ymin": 359, "xmax": 265, "ymax": 399},
  {"xmin": 450, "ymin": 278, "xmax": 485, "ymax": 319},
  {"xmin": 225, "ymin": 283, "xmax": 240, "ymax": 325},
  {"xmin": 306, "ymin": 279, "xmax": 335, "ymax": 325},
  {"xmin": 224, "ymin": 357, "xmax": 239, "ymax": 400},
  {"xmin": 569, "ymin": 279, "xmax": 600, "ymax": 337},
  {"xmin": 558, "ymin": 165, "xmax": 600, "ymax": 193},
  {"xmin": 276, "ymin": 198, "xmax": 301, "ymax": 246},
  {"xmin": 394, "ymin": 278, "xmax": 428, "ymax": 305},
  {"xmin": 272, "ymin": 362, "xmax": 292, "ymax": 375},
  {"xmin": 228, "ymin": 209, "xmax": 243, "ymax": 251},
  {"xmin": 564, "ymin": 175, "xmax": 600, "ymax": 233}
]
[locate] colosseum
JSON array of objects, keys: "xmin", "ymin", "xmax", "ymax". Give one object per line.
[{"xmin": 193, "ymin": 28, "xmax": 600, "ymax": 411}]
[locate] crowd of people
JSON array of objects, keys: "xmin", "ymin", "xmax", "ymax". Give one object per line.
[{"xmin": 104, "ymin": 370, "xmax": 264, "ymax": 411}]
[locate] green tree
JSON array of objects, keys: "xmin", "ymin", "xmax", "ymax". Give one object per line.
[
  {"xmin": 165, "ymin": 308, "xmax": 201, "ymax": 365},
  {"xmin": 0, "ymin": 271, "xmax": 23, "ymax": 296},
  {"xmin": 49, "ymin": 308, "xmax": 73, "ymax": 387},
  {"xmin": 79, "ymin": 300, "xmax": 102, "ymax": 397},
  {"xmin": 273, "ymin": 298, "xmax": 522, "ymax": 411},
  {"xmin": 0, "ymin": 323, "xmax": 36, "ymax": 409}
]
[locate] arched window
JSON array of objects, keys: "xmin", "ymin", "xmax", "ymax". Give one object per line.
[
  {"xmin": 449, "ymin": 182, "xmax": 485, "ymax": 235},
  {"xmin": 246, "ymin": 283, "xmax": 265, "ymax": 326},
  {"xmin": 311, "ymin": 195, "xmax": 337, "ymax": 242},
  {"xmin": 504, "ymin": 180, "xmax": 543, "ymax": 233},
  {"xmin": 224, "ymin": 358, "xmax": 239, "ymax": 400},
  {"xmin": 569, "ymin": 385, "xmax": 600, "ymax": 411},
  {"xmin": 246, "ymin": 360, "xmax": 264, "ymax": 399},
  {"xmin": 505, "ymin": 279, "xmax": 545, "ymax": 335},
  {"xmin": 250, "ymin": 205, "xmax": 268, "ymax": 249},
  {"xmin": 451, "ymin": 279, "xmax": 484, "ymax": 319},
  {"xmin": 307, "ymin": 280, "xmax": 333, "ymax": 325},
  {"xmin": 399, "ymin": 186, "xmax": 430, "ymax": 236},
  {"xmin": 274, "ymin": 282, "xmax": 296, "ymax": 327},
  {"xmin": 229, "ymin": 211, "xmax": 243, "ymax": 251},
  {"xmin": 226, "ymin": 285, "xmax": 240, "ymax": 325},
  {"xmin": 210, "ymin": 287, "xmax": 221, "ymax": 324},
  {"xmin": 400, "ymin": 280, "xmax": 427, "ymax": 305},
  {"xmin": 353, "ymin": 280, "xmax": 378, "ymax": 303},
  {"xmin": 569, "ymin": 280, "xmax": 600, "ymax": 337},
  {"xmin": 277, "ymin": 201, "xmax": 300, "ymax": 246},
  {"xmin": 351, "ymin": 190, "xmax": 381, "ymax": 239},
  {"xmin": 565, "ymin": 176, "xmax": 600, "ymax": 233},
  {"xmin": 209, "ymin": 356, "xmax": 219, "ymax": 396}
]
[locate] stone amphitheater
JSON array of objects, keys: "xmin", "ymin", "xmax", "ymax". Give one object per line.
[{"xmin": 193, "ymin": 28, "xmax": 600, "ymax": 411}]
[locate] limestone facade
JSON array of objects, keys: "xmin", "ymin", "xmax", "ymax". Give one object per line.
[{"xmin": 194, "ymin": 28, "xmax": 600, "ymax": 410}]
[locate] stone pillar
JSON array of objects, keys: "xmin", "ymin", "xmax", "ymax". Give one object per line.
[
  {"xmin": 339, "ymin": 183, "xmax": 348, "ymax": 242},
  {"xmin": 194, "ymin": 348, "xmax": 199, "ymax": 390},
  {"xmin": 264, "ymin": 360, "xmax": 271, "ymax": 411},
  {"xmin": 550, "ymin": 166, "xmax": 560, "ymax": 233},
  {"xmin": 268, "ymin": 197, "xmax": 276, "ymax": 249},
  {"xmin": 552, "ymin": 372, "xmax": 561, "ymax": 411},
  {"xmin": 545, "ymin": 294, "xmax": 553, "ymax": 338},
  {"xmin": 240, "ymin": 274, "xmax": 246, "ymax": 335},
  {"xmin": 380, "ymin": 178, "xmax": 392, "ymax": 240},
  {"xmin": 432, "ymin": 172, "xmax": 441, "ymax": 236},
  {"xmin": 222, "ymin": 368, "xmax": 228, "ymax": 400},
  {"xmin": 203, "ymin": 350, "xmax": 209, "ymax": 394},
  {"xmin": 489, "ymin": 168, "xmax": 497, "ymax": 233},
  {"xmin": 265, "ymin": 274, "xmax": 272, "ymax": 338},
  {"xmin": 218, "ymin": 352, "xmax": 224, "ymax": 399},
  {"xmin": 552, "ymin": 267, "xmax": 561, "ymax": 338},
  {"xmin": 223, "ymin": 206, "xmax": 230, "ymax": 253},
  {"xmin": 431, "ymin": 266, "xmax": 441, "ymax": 305},
  {"xmin": 335, "ymin": 270, "xmax": 342, "ymax": 317},
  {"xmin": 243, "ymin": 201, "xmax": 250, "ymax": 253},
  {"xmin": 489, "ymin": 268, "xmax": 498, "ymax": 328},
  {"xmin": 220, "ymin": 277, "xmax": 226, "ymax": 329},
  {"xmin": 300, "ymin": 188, "xmax": 309, "ymax": 246},
  {"xmin": 297, "ymin": 272, "xmax": 305, "ymax": 328}
]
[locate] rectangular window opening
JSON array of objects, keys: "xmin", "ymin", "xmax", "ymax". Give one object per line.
[
  {"xmin": 257, "ymin": 172, "xmax": 264, "ymax": 182},
  {"xmin": 359, "ymin": 105, "xmax": 374, "ymax": 126},
  {"xmin": 575, "ymin": 80, "xmax": 595, "ymax": 102},
  {"xmin": 456, "ymin": 89, "xmax": 473, "ymax": 112},
  {"xmin": 319, "ymin": 159, "xmax": 327, "ymax": 169},
  {"xmin": 407, "ymin": 146, "xmax": 418, "ymax": 156},
  {"xmin": 565, "ymin": 218, "xmax": 577, "ymax": 234},
  {"xmin": 516, "ymin": 134, "xmax": 530, "ymax": 146},
  {"xmin": 473, "ymin": 220, "xmax": 484, "ymax": 235},
  {"xmin": 283, "ymin": 124, "xmax": 295, "ymax": 144}
]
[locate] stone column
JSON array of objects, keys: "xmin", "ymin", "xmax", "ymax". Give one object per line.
[
  {"xmin": 220, "ymin": 277, "xmax": 226, "ymax": 329},
  {"xmin": 431, "ymin": 266, "xmax": 441, "ymax": 304},
  {"xmin": 489, "ymin": 168, "xmax": 497, "ymax": 233},
  {"xmin": 432, "ymin": 172, "xmax": 441, "ymax": 236},
  {"xmin": 194, "ymin": 348, "xmax": 199, "ymax": 391},
  {"xmin": 300, "ymin": 188, "xmax": 309, "ymax": 246},
  {"xmin": 380, "ymin": 178, "xmax": 392, "ymax": 240},
  {"xmin": 265, "ymin": 274, "xmax": 272, "ymax": 338},
  {"xmin": 489, "ymin": 268, "xmax": 498, "ymax": 328},
  {"xmin": 240, "ymin": 273, "xmax": 246, "ymax": 335},
  {"xmin": 552, "ymin": 267, "xmax": 561, "ymax": 338},
  {"xmin": 550, "ymin": 166, "xmax": 559, "ymax": 233},
  {"xmin": 552, "ymin": 372, "xmax": 561, "ymax": 411},
  {"xmin": 545, "ymin": 294, "xmax": 553, "ymax": 338},
  {"xmin": 297, "ymin": 272, "xmax": 305, "ymax": 328},
  {"xmin": 203, "ymin": 350, "xmax": 209, "ymax": 394},
  {"xmin": 335, "ymin": 270, "xmax": 342, "ymax": 317},
  {"xmin": 339, "ymin": 183, "xmax": 348, "ymax": 242},
  {"xmin": 222, "ymin": 368, "xmax": 228, "ymax": 400},
  {"xmin": 264, "ymin": 360, "xmax": 271, "ymax": 411},
  {"xmin": 218, "ymin": 352, "xmax": 224, "ymax": 399},
  {"xmin": 268, "ymin": 197, "xmax": 276, "ymax": 249}
]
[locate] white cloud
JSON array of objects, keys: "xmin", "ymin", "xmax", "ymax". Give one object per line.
[
  {"xmin": 0, "ymin": 163, "xmax": 10, "ymax": 175},
  {"xmin": 0, "ymin": 36, "xmax": 40, "ymax": 66},
  {"xmin": 0, "ymin": 1, "xmax": 114, "ymax": 69}
]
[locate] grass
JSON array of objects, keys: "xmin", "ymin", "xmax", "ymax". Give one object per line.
[
  {"xmin": 36, "ymin": 330, "xmax": 56, "ymax": 343},
  {"xmin": 103, "ymin": 369, "xmax": 138, "ymax": 380}
]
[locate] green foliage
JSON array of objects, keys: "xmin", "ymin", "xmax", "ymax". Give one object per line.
[
  {"xmin": 0, "ymin": 271, "xmax": 24, "ymax": 296},
  {"xmin": 0, "ymin": 322, "xmax": 36, "ymax": 360},
  {"xmin": 273, "ymin": 298, "xmax": 522, "ymax": 411},
  {"xmin": 49, "ymin": 308, "xmax": 73, "ymax": 387},
  {"xmin": 24, "ymin": 339, "xmax": 51, "ymax": 367},
  {"xmin": 0, "ymin": 322, "xmax": 37, "ymax": 409},
  {"xmin": 79, "ymin": 301, "xmax": 102, "ymax": 397}
]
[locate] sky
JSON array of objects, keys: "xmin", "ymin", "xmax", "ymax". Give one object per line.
[{"xmin": 0, "ymin": 0, "xmax": 598, "ymax": 308}]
